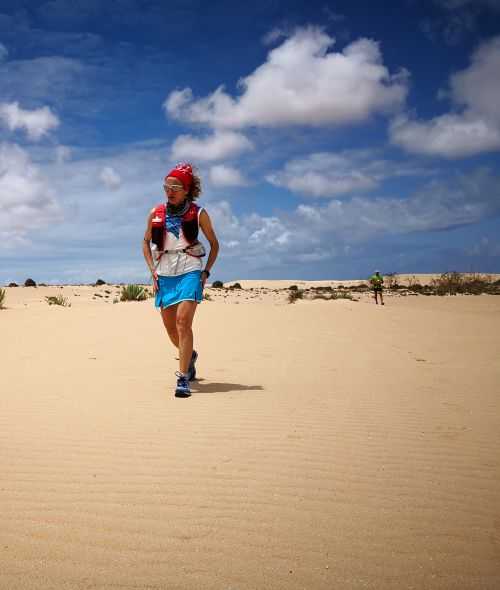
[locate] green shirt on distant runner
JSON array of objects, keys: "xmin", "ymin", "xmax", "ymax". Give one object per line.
[{"xmin": 370, "ymin": 273, "xmax": 384, "ymax": 289}]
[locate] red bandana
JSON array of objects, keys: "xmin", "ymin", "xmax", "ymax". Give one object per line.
[{"xmin": 165, "ymin": 163, "xmax": 193, "ymax": 191}]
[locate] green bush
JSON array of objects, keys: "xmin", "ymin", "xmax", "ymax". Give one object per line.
[
  {"xmin": 331, "ymin": 291, "xmax": 354, "ymax": 300},
  {"xmin": 120, "ymin": 284, "xmax": 148, "ymax": 301},
  {"xmin": 45, "ymin": 294, "xmax": 71, "ymax": 307},
  {"xmin": 212, "ymin": 280, "xmax": 224, "ymax": 289},
  {"xmin": 427, "ymin": 272, "xmax": 497, "ymax": 296},
  {"xmin": 0, "ymin": 287, "xmax": 6, "ymax": 309}
]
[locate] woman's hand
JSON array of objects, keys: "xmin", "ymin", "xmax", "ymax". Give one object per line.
[
  {"xmin": 201, "ymin": 270, "xmax": 209, "ymax": 287},
  {"xmin": 151, "ymin": 270, "xmax": 159, "ymax": 293}
]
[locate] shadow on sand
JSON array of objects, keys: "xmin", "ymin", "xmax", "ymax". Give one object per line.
[{"xmin": 190, "ymin": 380, "xmax": 264, "ymax": 394}]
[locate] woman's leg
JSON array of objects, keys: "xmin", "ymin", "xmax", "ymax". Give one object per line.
[
  {"xmin": 160, "ymin": 304, "xmax": 179, "ymax": 347},
  {"xmin": 176, "ymin": 300, "xmax": 198, "ymax": 374}
]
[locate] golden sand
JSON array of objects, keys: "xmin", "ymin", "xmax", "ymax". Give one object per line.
[{"xmin": 1, "ymin": 280, "xmax": 499, "ymax": 589}]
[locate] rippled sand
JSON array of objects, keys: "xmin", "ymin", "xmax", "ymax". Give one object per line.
[{"xmin": 1, "ymin": 283, "xmax": 500, "ymax": 589}]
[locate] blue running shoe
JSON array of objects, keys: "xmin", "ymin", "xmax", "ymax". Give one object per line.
[
  {"xmin": 187, "ymin": 349, "xmax": 198, "ymax": 381},
  {"xmin": 175, "ymin": 372, "xmax": 191, "ymax": 398}
]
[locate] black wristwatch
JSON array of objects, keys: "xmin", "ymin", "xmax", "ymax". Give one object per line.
[{"xmin": 202, "ymin": 269, "xmax": 210, "ymax": 277}]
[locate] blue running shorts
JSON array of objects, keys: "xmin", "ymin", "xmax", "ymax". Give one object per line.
[{"xmin": 155, "ymin": 270, "xmax": 203, "ymax": 309}]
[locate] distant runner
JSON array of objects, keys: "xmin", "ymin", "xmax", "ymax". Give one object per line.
[
  {"xmin": 143, "ymin": 163, "xmax": 219, "ymax": 398},
  {"xmin": 369, "ymin": 270, "xmax": 384, "ymax": 305}
]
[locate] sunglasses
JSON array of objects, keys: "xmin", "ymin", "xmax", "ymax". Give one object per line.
[{"xmin": 163, "ymin": 184, "xmax": 184, "ymax": 192}]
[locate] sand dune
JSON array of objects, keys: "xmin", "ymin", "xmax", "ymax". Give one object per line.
[{"xmin": 1, "ymin": 282, "xmax": 500, "ymax": 589}]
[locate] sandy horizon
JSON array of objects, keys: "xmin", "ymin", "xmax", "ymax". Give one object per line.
[
  {"xmin": 4, "ymin": 270, "xmax": 500, "ymax": 287},
  {"xmin": 1, "ymin": 280, "xmax": 500, "ymax": 589}
]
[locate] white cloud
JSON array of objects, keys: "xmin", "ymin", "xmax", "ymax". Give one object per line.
[
  {"xmin": 0, "ymin": 102, "xmax": 60, "ymax": 141},
  {"xmin": 2, "ymin": 139, "xmax": 499, "ymax": 281},
  {"xmin": 262, "ymin": 28, "xmax": 287, "ymax": 45},
  {"xmin": 209, "ymin": 165, "xmax": 247, "ymax": 187},
  {"xmin": 170, "ymin": 130, "xmax": 253, "ymax": 162},
  {"xmin": 390, "ymin": 114, "xmax": 500, "ymax": 158},
  {"xmin": 0, "ymin": 142, "xmax": 62, "ymax": 245},
  {"xmin": 450, "ymin": 37, "xmax": 500, "ymax": 121},
  {"xmin": 267, "ymin": 151, "xmax": 429, "ymax": 197},
  {"xmin": 55, "ymin": 145, "xmax": 72, "ymax": 163},
  {"xmin": 164, "ymin": 27, "xmax": 408, "ymax": 129},
  {"xmin": 99, "ymin": 166, "xmax": 122, "ymax": 190},
  {"xmin": 291, "ymin": 168, "xmax": 500, "ymax": 239},
  {"xmin": 391, "ymin": 36, "xmax": 500, "ymax": 157},
  {"xmin": 0, "ymin": 43, "xmax": 8, "ymax": 62},
  {"xmin": 207, "ymin": 168, "xmax": 500, "ymax": 270},
  {"xmin": 0, "ymin": 56, "xmax": 86, "ymax": 110},
  {"xmin": 268, "ymin": 152, "xmax": 377, "ymax": 197}
]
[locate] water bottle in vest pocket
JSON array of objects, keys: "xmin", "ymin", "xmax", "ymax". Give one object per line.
[{"xmin": 151, "ymin": 213, "xmax": 165, "ymax": 250}]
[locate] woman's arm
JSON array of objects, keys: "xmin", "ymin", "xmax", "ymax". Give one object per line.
[
  {"xmin": 142, "ymin": 209, "xmax": 159, "ymax": 292},
  {"xmin": 199, "ymin": 209, "xmax": 219, "ymax": 286}
]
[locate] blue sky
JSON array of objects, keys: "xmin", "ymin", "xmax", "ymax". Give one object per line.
[{"xmin": 1, "ymin": 0, "xmax": 500, "ymax": 284}]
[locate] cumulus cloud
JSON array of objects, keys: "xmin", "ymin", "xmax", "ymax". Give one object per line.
[
  {"xmin": 207, "ymin": 168, "xmax": 500, "ymax": 270},
  {"xmin": 164, "ymin": 27, "xmax": 408, "ymax": 129},
  {"xmin": 99, "ymin": 166, "xmax": 122, "ymax": 190},
  {"xmin": 293, "ymin": 169, "xmax": 500, "ymax": 240},
  {"xmin": 391, "ymin": 36, "xmax": 500, "ymax": 157},
  {"xmin": 0, "ymin": 142, "xmax": 62, "ymax": 245},
  {"xmin": 0, "ymin": 102, "xmax": 60, "ymax": 141},
  {"xmin": 262, "ymin": 28, "xmax": 288, "ymax": 45},
  {"xmin": 55, "ymin": 145, "xmax": 72, "ymax": 163},
  {"xmin": 390, "ymin": 114, "xmax": 500, "ymax": 157},
  {"xmin": 209, "ymin": 165, "xmax": 247, "ymax": 187},
  {"xmin": 267, "ymin": 151, "xmax": 429, "ymax": 197},
  {"xmin": 170, "ymin": 130, "xmax": 253, "ymax": 162}
]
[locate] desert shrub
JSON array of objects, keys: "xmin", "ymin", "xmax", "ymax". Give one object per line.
[
  {"xmin": 430, "ymin": 272, "xmax": 462, "ymax": 295},
  {"xmin": 229, "ymin": 282, "xmax": 242, "ymax": 290},
  {"xmin": 120, "ymin": 284, "xmax": 148, "ymax": 301},
  {"xmin": 212, "ymin": 280, "xmax": 224, "ymax": 289},
  {"xmin": 350, "ymin": 283, "xmax": 369, "ymax": 292},
  {"xmin": 8, "ymin": 282, "xmax": 18, "ymax": 287},
  {"xmin": 0, "ymin": 287, "xmax": 5, "ymax": 309},
  {"xmin": 429, "ymin": 272, "xmax": 495, "ymax": 295},
  {"xmin": 45, "ymin": 294, "xmax": 71, "ymax": 307},
  {"xmin": 331, "ymin": 291, "xmax": 354, "ymax": 300},
  {"xmin": 408, "ymin": 283, "xmax": 424, "ymax": 293},
  {"xmin": 288, "ymin": 289, "xmax": 304, "ymax": 303},
  {"xmin": 289, "ymin": 285, "xmax": 298, "ymax": 290},
  {"xmin": 95, "ymin": 279, "xmax": 106, "ymax": 286},
  {"xmin": 463, "ymin": 273, "xmax": 494, "ymax": 295},
  {"xmin": 311, "ymin": 285, "xmax": 333, "ymax": 292},
  {"xmin": 385, "ymin": 273, "xmax": 399, "ymax": 289},
  {"xmin": 24, "ymin": 278, "xmax": 37, "ymax": 287},
  {"xmin": 306, "ymin": 290, "xmax": 355, "ymax": 301}
]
